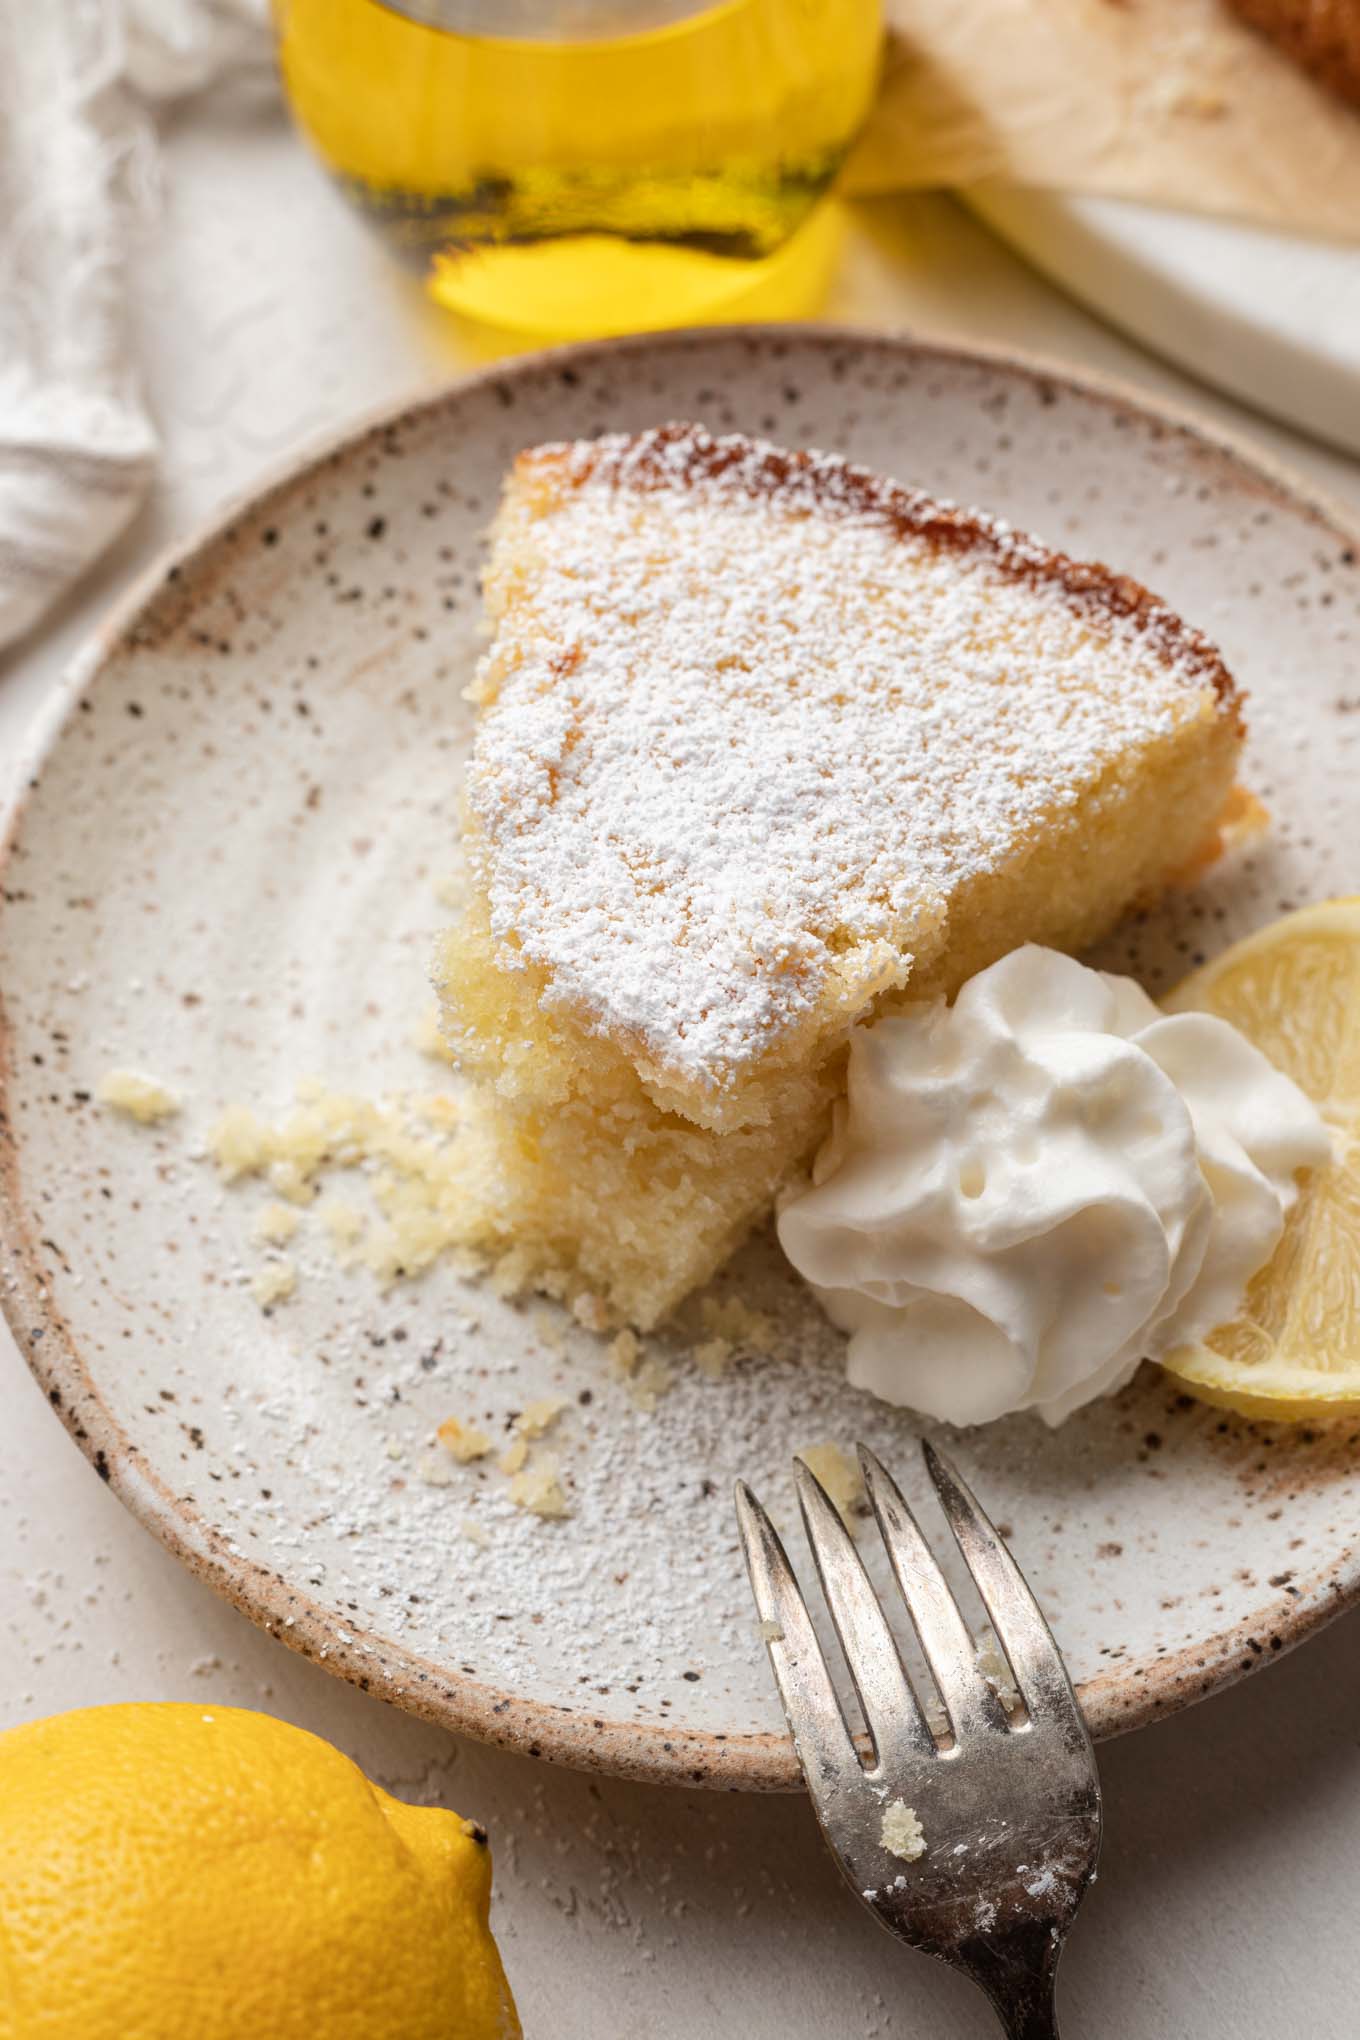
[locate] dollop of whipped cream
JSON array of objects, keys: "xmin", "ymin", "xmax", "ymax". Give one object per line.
[{"xmin": 778, "ymin": 946, "xmax": 1330, "ymax": 1427}]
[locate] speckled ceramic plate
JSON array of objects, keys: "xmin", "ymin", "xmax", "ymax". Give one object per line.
[{"xmin": 3, "ymin": 329, "xmax": 1359, "ymax": 1789}]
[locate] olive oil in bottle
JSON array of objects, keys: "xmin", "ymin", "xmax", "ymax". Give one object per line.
[{"xmin": 275, "ymin": 0, "xmax": 882, "ymax": 339}]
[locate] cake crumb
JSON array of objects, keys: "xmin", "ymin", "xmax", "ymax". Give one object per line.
[
  {"xmin": 490, "ymin": 1247, "xmax": 537, "ymax": 1300},
  {"xmin": 975, "ymin": 1632, "xmax": 1021, "ymax": 1711},
  {"xmin": 460, "ymin": 1517, "xmax": 490, "ymax": 1548},
  {"xmin": 498, "ymin": 1436, "xmax": 529, "ymax": 1476},
  {"xmin": 413, "ymin": 1003, "xmax": 455, "ymax": 1064},
  {"xmin": 516, "ymin": 1396, "xmax": 567, "ymax": 1440},
  {"xmin": 606, "ymin": 1329, "xmax": 641, "ymax": 1378},
  {"xmin": 603, "ymin": 1329, "xmax": 670, "ymax": 1410},
  {"xmin": 208, "ymin": 1103, "xmax": 270, "ymax": 1178},
  {"xmin": 437, "ymin": 1415, "xmax": 492, "ymax": 1464},
  {"xmin": 97, "ymin": 1068, "xmax": 180, "ymax": 1124},
  {"xmin": 250, "ymin": 1259, "xmax": 296, "ymax": 1309},
  {"xmin": 797, "ymin": 1442, "xmax": 864, "ymax": 1529},
  {"xmin": 700, "ymin": 1296, "xmax": 776, "ymax": 1353},
  {"xmin": 252, "ymin": 1201, "xmax": 302, "ymax": 1246},
  {"xmin": 507, "ymin": 1452, "xmax": 571, "ymax": 1519},
  {"xmin": 881, "ymin": 1800, "xmax": 925, "ymax": 1863},
  {"xmin": 318, "ymin": 1199, "xmax": 365, "ymax": 1260},
  {"xmin": 531, "ymin": 1308, "xmax": 565, "ymax": 1354},
  {"xmin": 628, "ymin": 1354, "xmax": 672, "ymax": 1414},
  {"xmin": 417, "ymin": 1450, "xmax": 456, "ymax": 1488},
  {"xmin": 268, "ymin": 1159, "xmax": 315, "ymax": 1205},
  {"xmin": 759, "ymin": 1619, "xmax": 785, "ymax": 1644},
  {"xmin": 571, "ymin": 1290, "xmax": 612, "ymax": 1333},
  {"xmin": 692, "ymin": 1336, "xmax": 732, "ymax": 1380},
  {"xmin": 412, "ymin": 1091, "xmax": 460, "ymax": 1132},
  {"xmin": 206, "ymin": 1085, "xmax": 479, "ymax": 1285}
]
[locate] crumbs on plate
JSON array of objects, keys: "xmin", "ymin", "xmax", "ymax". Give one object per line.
[{"xmin": 97, "ymin": 1068, "xmax": 180, "ymax": 1124}]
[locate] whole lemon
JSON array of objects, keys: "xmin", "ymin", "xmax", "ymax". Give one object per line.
[{"xmin": 0, "ymin": 1703, "xmax": 520, "ymax": 2040}]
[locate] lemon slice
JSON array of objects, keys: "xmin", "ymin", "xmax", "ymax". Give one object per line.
[{"xmin": 1159, "ymin": 897, "xmax": 1360, "ymax": 1419}]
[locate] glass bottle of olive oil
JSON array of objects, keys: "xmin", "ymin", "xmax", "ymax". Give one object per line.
[{"xmin": 274, "ymin": 0, "xmax": 882, "ymax": 340}]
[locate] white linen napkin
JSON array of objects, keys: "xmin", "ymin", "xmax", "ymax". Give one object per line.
[{"xmin": 0, "ymin": 0, "xmax": 271, "ymax": 654}]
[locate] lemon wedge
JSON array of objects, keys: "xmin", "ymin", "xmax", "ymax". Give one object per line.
[{"xmin": 1160, "ymin": 897, "xmax": 1360, "ymax": 1419}]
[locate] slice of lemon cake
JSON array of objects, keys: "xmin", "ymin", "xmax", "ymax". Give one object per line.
[{"xmin": 434, "ymin": 424, "xmax": 1244, "ymax": 1329}]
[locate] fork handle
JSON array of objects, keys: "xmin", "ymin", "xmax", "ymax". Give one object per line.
[
  {"xmin": 990, "ymin": 1988, "xmax": 1058, "ymax": 2040},
  {"xmin": 967, "ymin": 1932, "xmax": 1062, "ymax": 2040}
]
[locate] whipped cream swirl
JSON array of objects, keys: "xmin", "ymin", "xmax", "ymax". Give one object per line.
[{"xmin": 778, "ymin": 946, "xmax": 1329, "ymax": 1427}]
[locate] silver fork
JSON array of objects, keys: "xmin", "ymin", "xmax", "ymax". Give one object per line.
[{"xmin": 735, "ymin": 1442, "xmax": 1101, "ymax": 2040}]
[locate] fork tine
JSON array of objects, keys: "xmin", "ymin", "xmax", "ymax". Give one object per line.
[
  {"xmin": 734, "ymin": 1481, "xmax": 863, "ymax": 1796},
  {"xmin": 922, "ymin": 1439, "xmax": 1087, "ymax": 1736},
  {"xmin": 793, "ymin": 1458, "xmax": 936, "ymax": 1770},
  {"xmin": 858, "ymin": 1445, "xmax": 1008, "ymax": 1742}
]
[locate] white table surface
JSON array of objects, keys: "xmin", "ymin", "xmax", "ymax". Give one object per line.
[{"xmin": 4, "ymin": 90, "xmax": 1360, "ymax": 2040}]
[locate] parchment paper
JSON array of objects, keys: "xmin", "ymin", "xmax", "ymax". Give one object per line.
[{"xmin": 847, "ymin": 0, "xmax": 1360, "ymax": 243}]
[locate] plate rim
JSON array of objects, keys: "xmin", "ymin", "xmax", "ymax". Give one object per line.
[{"xmin": 4, "ymin": 321, "xmax": 1359, "ymax": 1790}]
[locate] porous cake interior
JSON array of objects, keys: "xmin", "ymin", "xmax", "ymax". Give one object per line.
[{"xmin": 434, "ymin": 426, "xmax": 1243, "ymax": 1330}]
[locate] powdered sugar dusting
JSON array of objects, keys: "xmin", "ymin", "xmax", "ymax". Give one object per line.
[{"xmin": 469, "ymin": 425, "xmax": 1232, "ymax": 1091}]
